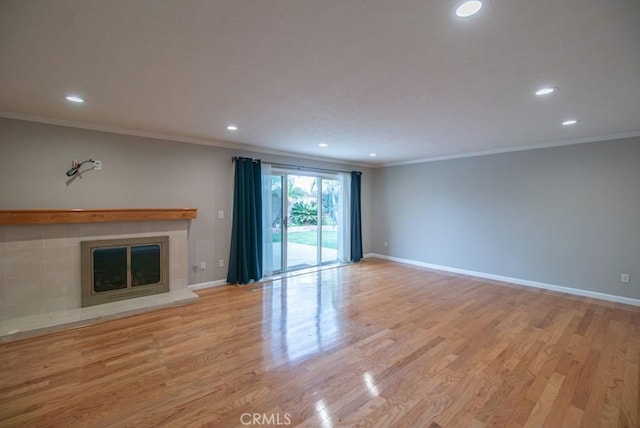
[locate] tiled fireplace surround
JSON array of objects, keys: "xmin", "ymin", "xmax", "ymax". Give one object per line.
[{"xmin": 0, "ymin": 218, "xmax": 199, "ymax": 342}]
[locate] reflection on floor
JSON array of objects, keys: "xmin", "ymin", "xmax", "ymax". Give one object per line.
[{"xmin": 262, "ymin": 269, "xmax": 342, "ymax": 362}]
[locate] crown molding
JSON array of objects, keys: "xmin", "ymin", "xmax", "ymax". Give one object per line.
[
  {"xmin": 0, "ymin": 111, "xmax": 373, "ymax": 169},
  {"xmin": 378, "ymin": 131, "xmax": 640, "ymax": 168},
  {"xmin": 3, "ymin": 111, "xmax": 637, "ymax": 170}
]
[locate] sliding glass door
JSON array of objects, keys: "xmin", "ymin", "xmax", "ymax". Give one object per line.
[{"xmin": 268, "ymin": 171, "xmax": 340, "ymax": 273}]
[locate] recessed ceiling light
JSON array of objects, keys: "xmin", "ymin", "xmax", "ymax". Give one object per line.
[
  {"xmin": 562, "ymin": 119, "xmax": 579, "ymax": 126},
  {"xmin": 226, "ymin": 125, "xmax": 238, "ymax": 131},
  {"xmin": 369, "ymin": 153, "xmax": 377, "ymax": 157},
  {"xmin": 455, "ymin": 0, "xmax": 483, "ymax": 18},
  {"xmin": 318, "ymin": 143, "xmax": 328, "ymax": 147},
  {"xmin": 535, "ymin": 87, "xmax": 557, "ymax": 96},
  {"xmin": 65, "ymin": 95, "xmax": 84, "ymax": 103}
]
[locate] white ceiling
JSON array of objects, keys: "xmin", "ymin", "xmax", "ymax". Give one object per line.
[{"xmin": 1, "ymin": 0, "xmax": 639, "ymax": 166}]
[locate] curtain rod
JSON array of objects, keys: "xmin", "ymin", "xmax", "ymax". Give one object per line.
[{"xmin": 232, "ymin": 157, "xmax": 361, "ymax": 175}]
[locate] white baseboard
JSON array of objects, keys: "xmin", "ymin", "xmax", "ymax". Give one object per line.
[
  {"xmin": 368, "ymin": 253, "xmax": 640, "ymax": 307},
  {"xmin": 189, "ymin": 279, "xmax": 228, "ymax": 291}
]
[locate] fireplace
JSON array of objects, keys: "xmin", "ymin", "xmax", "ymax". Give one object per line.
[
  {"xmin": 81, "ymin": 236, "xmax": 170, "ymax": 307},
  {"xmin": 0, "ymin": 209, "xmax": 197, "ymax": 342}
]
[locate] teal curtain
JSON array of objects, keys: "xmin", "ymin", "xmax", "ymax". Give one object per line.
[
  {"xmin": 227, "ymin": 157, "xmax": 263, "ymax": 284},
  {"xmin": 350, "ymin": 171, "xmax": 363, "ymax": 262}
]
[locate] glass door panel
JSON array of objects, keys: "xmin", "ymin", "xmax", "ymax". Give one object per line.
[
  {"xmin": 270, "ymin": 175, "xmax": 284, "ymax": 273},
  {"xmin": 286, "ymin": 175, "xmax": 319, "ymax": 270},
  {"xmin": 321, "ymin": 178, "xmax": 339, "ymax": 264}
]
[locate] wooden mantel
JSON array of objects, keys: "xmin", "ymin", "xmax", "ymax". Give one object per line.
[{"xmin": 0, "ymin": 208, "xmax": 198, "ymax": 225}]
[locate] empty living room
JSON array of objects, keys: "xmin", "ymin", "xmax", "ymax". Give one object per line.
[{"xmin": 1, "ymin": 1, "xmax": 639, "ymax": 427}]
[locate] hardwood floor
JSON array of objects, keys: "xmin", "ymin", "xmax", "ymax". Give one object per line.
[{"xmin": 1, "ymin": 259, "xmax": 639, "ymax": 427}]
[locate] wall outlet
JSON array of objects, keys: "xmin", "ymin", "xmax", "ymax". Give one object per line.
[
  {"xmin": 383, "ymin": 241, "xmax": 388, "ymax": 248},
  {"xmin": 192, "ymin": 264, "xmax": 199, "ymax": 271},
  {"xmin": 200, "ymin": 262, "xmax": 206, "ymax": 271},
  {"xmin": 621, "ymin": 273, "xmax": 630, "ymax": 283},
  {"xmin": 218, "ymin": 259, "xmax": 225, "ymax": 268},
  {"xmin": 93, "ymin": 160, "xmax": 102, "ymax": 170},
  {"xmin": 218, "ymin": 210, "xmax": 224, "ymax": 219}
]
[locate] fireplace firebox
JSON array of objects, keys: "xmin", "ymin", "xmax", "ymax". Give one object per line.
[{"xmin": 81, "ymin": 236, "xmax": 170, "ymax": 307}]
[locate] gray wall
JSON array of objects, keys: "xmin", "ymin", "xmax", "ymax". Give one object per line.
[
  {"xmin": 372, "ymin": 137, "xmax": 640, "ymax": 299},
  {"xmin": 0, "ymin": 118, "xmax": 373, "ymax": 284}
]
